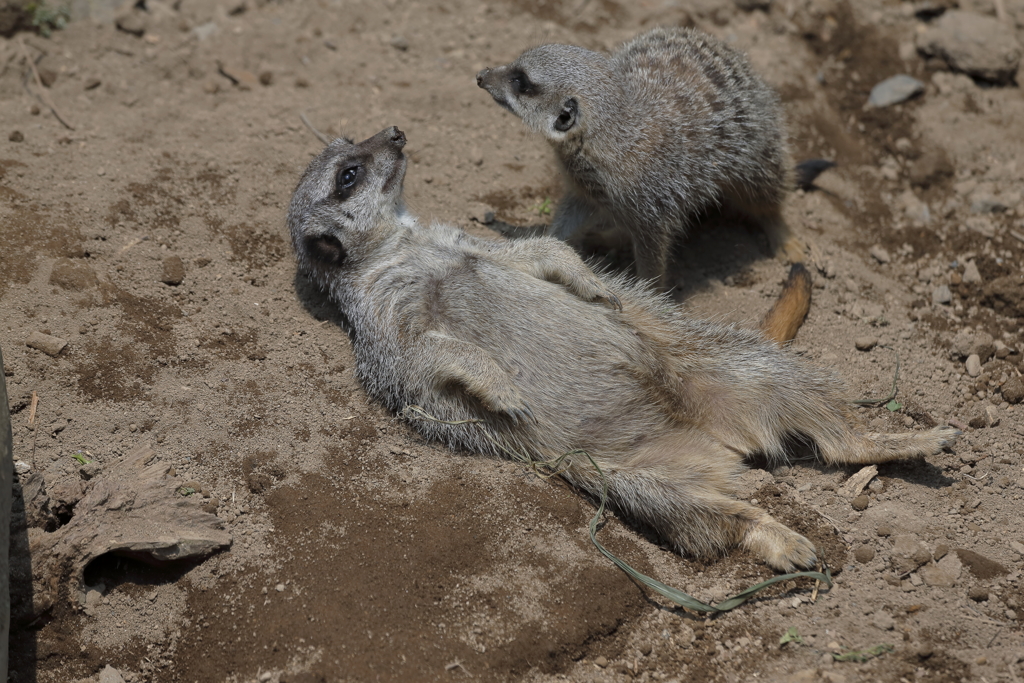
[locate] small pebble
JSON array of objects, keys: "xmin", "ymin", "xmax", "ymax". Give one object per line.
[
  {"xmin": 390, "ymin": 35, "xmax": 410, "ymax": 51},
  {"xmin": 594, "ymin": 656, "xmax": 608, "ymax": 668},
  {"xmin": 869, "ymin": 245, "xmax": 890, "ymax": 264},
  {"xmin": 9, "ymin": 130, "xmax": 24, "ymax": 142},
  {"xmin": 854, "ymin": 545, "xmax": 875, "ymax": 563},
  {"xmin": 851, "ymin": 495, "xmax": 870, "ymax": 511},
  {"xmin": 259, "ymin": 71, "xmax": 274, "ymax": 86},
  {"xmin": 868, "ymin": 74, "xmax": 925, "ymax": 108},
  {"xmin": 855, "ymin": 336, "xmax": 878, "ymax": 351},
  {"xmin": 162, "ymin": 255, "xmax": 186, "ymax": 286},
  {"xmin": 873, "ymin": 610, "xmax": 895, "ymax": 631},
  {"xmin": 965, "ymin": 354, "xmax": 982, "ymax": 377},
  {"xmin": 968, "ymin": 586, "xmax": 989, "ymax": 602},
  {"xmin": 962, "ymin": 260, "xmax": 982, "ymax": 284},
  {"xmin": 932, "ymin": 285, "xmax": 952, "ymax": 305},
  {"xmin": 275, "ymin": 583, "xmax": 286, "ymax": 592},
  {"xmin": 85, "ymin": 78, "xmax": 102, "ymax": 90},
  {"xmin": 876, "ymin": 524, "xmax": 892, "ymax": 537}
]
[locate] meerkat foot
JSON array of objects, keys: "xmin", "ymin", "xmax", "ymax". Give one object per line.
[
  {"xmin": 483, "ymin": 384, "xmax": 537, "ymax": 425},
  {"xmin": 567, "ymin": 275, "xmax": 622, "ymax": 311},
  {"xmin": 743, "ymin": 517, "xmax": 818, "ymax": 573}
]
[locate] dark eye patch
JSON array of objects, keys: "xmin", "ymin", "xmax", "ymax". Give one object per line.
[
  {"xmin": 509, "ymin": 69, "xmax": 538, "ymax": 96},
  {"xmin": 334, "ymin": 164, "xmax": 363, "ymax": 200},
  {"xmin": 305, "ymin": 234, "xmax": 346, "ymax": 267}
]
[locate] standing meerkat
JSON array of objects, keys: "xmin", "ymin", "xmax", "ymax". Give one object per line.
[
  {"xmin": 288, "ymin": 127, "xmax": 958, "ymax": 573},
  {"xmin": 477, "ymin": 27, "xmax": 818, "ymax": 293}
]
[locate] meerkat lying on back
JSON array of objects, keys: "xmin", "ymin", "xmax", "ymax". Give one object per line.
[
  {"xmin": 288, "ymin": 127, "xmax": 958, "ymax": 572},
  {"xmin": 477, "ymin": 27, "xmax": 818, "ymax": 293}
]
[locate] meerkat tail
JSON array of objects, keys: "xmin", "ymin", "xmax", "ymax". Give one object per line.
[
  {"xmin": 794, "ymin": 159, "xmax": 836, "ymax": 190},
  {"xmin": 759, "ymin": 263, "xmax": 812, "ymax": 344}
]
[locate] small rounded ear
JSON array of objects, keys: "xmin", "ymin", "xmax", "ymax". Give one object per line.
[
  {"xmin": 553, "ymin": 98, "xmax": 578, "ymax": 133},
  {"xmin": 305, "ymin": 234, "xmax": 346, "ymax": 267}
]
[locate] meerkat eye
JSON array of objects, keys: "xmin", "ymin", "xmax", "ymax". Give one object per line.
[
  {"xmin": 338, "ymin": 166, "xmax": 359, "ymax": 190},
  {"xmin": 509, "ymin": 70, "xmax": 536, "ymax": 96},
  {"xmin": 553, "ymin": 98, "xmax": 578, "ymax": 133}
]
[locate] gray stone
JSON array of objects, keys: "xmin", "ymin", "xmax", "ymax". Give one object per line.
[
  {"xmin": 969, "ymin": 331, "xmax": 995, "ymax": 362},
  {"xmin": 869, "ymin": 245, "xmax": 890, "ymax": 264},
  {"xmin": 855, "ymin": 336, "xmax": 878, "ymax": 351},
  {"xmin": 1002, "ymin": 376, "xmax": 1024, "ymax": 404},
  {"xmin": 966, "ymin": 216, "xmax": 996, "ymax": 237},
  {"xmin": 161, "ymin": 256, "xmax": 185, "ymax": 286},
  {"xmin": 872, "ymin": 610, "xmax": 896, "ymax": 631},
  {"xmin": 854, "ymin": 545, "xmax": 875, "ymax": 563},
  {"xmin": 868, "ymin": 74, "xmax": 925, "ymax": 107},
  {"xmin": 932, "ymin": 285, "xmax": 952, "ymax": 305},
  {"xmin": 970, "ymin": 195, "xmax": 1008, "ymax": 214},
  {"xmin": 919, "ymin": 564, "xmax": 956, "ymax": 587},
  {"xmin": 952, "ymin": 329, "xmax": 974, "ymax": 357},
  {"xmin": 916, "ymin": 11, "xmax": 1022, "ymax": 84},
  {"xmin": 25, "ymin": 331, "xmax": 67, "ymax": 357},
  {"xmin": 965, "ymin": 354, "xmax": 982, "ymax": 377},
  {"xmin": 98, "ymin": 665, "xmax": 126, "ymax": 683},
  {"xmin": 962, "ymin": 261, "xmax": 982, "ymax": 284}
]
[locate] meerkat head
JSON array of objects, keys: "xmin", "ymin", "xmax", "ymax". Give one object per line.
[
  {"xmin": 287, "ymin": 126, "xmax": 407, "ymax": 275},
  {"xmin": 476, "ymin": 44, "xmax": 614, "ymax": 143}
]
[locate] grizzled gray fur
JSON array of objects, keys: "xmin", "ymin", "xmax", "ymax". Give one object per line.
[
  {"xmin": 478, "ymin": 27, "xmax": 806, "ymax": 289},
  {"xmin": 288, "ymin": 128, "xmax": 958, "ymax": 572}
]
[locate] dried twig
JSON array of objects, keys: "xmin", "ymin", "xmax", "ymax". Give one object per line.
[
  {"xmin": 18, "ymin": 37, "xmax": 74, "ymax": 130},
  {"xmin": 27, "ymin": 391, "xmax": 38, "ymax": 427},
  {"xmin": 300, "ymin": 111, "xmax": 331, "ymax": 145}
]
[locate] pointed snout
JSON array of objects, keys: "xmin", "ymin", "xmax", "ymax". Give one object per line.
[
  {"xmin": 476, "ymin": 68, "xmax": 491, "ymax": 88},
  {"xmin": 366, "ymin": 126, "xmax": 406, "ymax": 152},
  {"xmin": 387, "ymin": 126, "xmax": 406, "ymax": 149}
]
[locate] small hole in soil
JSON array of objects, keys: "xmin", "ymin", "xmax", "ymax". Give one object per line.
[{"xmin": 83, "ymin": 552, "xmax": 205, "ymax": 590}]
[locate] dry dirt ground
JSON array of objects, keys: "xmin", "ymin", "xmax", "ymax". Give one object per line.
[{"xmin": 2, "ymin": 0, "xmax": 1024, "ymax": 681}]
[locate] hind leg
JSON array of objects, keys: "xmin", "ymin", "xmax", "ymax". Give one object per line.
[
  {"xmin": 581, "ymin": 429, "xmax": 817, "ymax": 572},
  {"xmin": 814, "ymin": 424, "xmax": 961, "ymax": 467}
]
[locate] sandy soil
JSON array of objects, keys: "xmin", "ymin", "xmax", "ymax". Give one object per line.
[{"xmin": 2, "ymin": 0, "xmax": 1024, "ymax": 681}]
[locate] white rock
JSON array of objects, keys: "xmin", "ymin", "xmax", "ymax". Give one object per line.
[
  {"xmin": 966, "ymin": 354, "xmax": 982, "ymax": 377},
  {"xmin": 872, "ymin": 610, "xmax": 896, "ymax": 630},
  {"xmin": 98, "ymin": 666, "xmax": 126, "ymax": 683},
  {"xmin": 932, "ymin": 285, "xmax": 952, "ymax": 305},
  {"xmin": 869, "ymin": 245, "xmax": 891, "ymax": 264},
  {"xmin": 868, "ymin": 74, "xmax": 925, "ymax": 107},
  {"xmin": 916, "ymin": 10, "xmax": 1022, "ymax": 84},
  {"xmin": 962, "ymin": 260, "xmax": 982, "ymax": 284}
]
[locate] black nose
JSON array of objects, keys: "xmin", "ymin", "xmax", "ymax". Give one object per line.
[
  {"xmin": 476, "ymin": 69, "xmax": 489, "ymax": 88},
  {"xmin": 390, "ymin": 127, "xmax": 406, "ymax": 149}
]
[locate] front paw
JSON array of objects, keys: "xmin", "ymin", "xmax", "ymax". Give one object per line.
[
  {"xmin": 486, "ymin": 385, "xmax": 537, "ymax": 425},
  {"xmin": 571, "ymin": 275, "xmax": 622, "ymax": 311}
]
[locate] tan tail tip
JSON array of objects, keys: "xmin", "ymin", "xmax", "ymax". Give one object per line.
[{"xmin": 760, "ymin": 263, "xmax": 813, "ymax": 345}]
